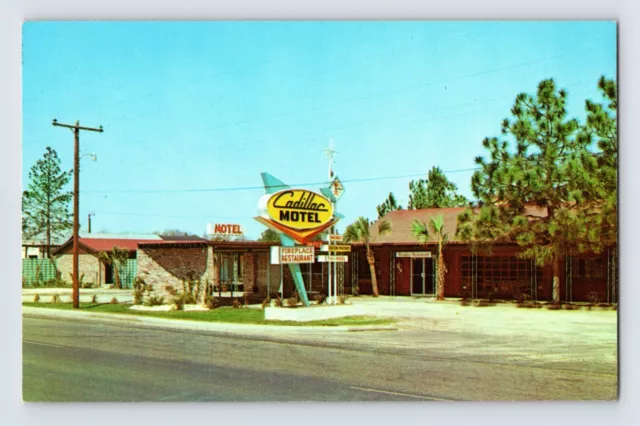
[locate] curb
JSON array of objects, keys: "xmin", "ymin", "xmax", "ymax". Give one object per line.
[{"xmin": 21, "ymin": 306, "xmax": 398, "ymax": 334}]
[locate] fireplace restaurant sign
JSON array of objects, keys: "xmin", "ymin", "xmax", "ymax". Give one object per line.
[{"xmin": 266, "ymin": 189, "xmax": 334, "ymax": 231}]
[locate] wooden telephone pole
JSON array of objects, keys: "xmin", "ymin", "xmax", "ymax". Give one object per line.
[{"xmin": 52, "ymin": 119, "xmax": 103, "ymax": 309}]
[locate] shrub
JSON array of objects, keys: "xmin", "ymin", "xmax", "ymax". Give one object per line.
[
  {"xmin": 145, "ymin": 295, "xmax": 165, "ymax": 306},
  {"xmin": 475, "ymin": 300, "xmax": 495, "ymax": 307},
  {"xmin": 287, "ymin": 291, "xmax": 299, "ymax": 307},
  {"xmin": 164, "ymin": 285, "xmax": 177, "ymax": 296},
  {"xmin": 50, "ymin": 293, "xmax": 60, "ymax": 304},
  {"xmin": 110, "ymin": 297, "xmax": 119, "ymax": 305},
  {"xmin": 172, "ymin": 294, "xmax": 186, "ymax": 311},
  {"xmin": 315, "ymin": 293, "xmax": 327, "ymax": 305},
  {"xmin": 562, "ymin": 303, "xmax": 580, "ymax": 310},
  {"xmin": 545, "ymin": 302, "xmax": 562, "ymax": 310},
  {"xmin": 133, "ymin": 290, "xmax": 144, "ymax": 305},
  {"xmin": 338, "ymin": 295, "xmax": 349, "ymax": 305},
  {"xmin": 232, "ymin": 299, "xmax": 242, "ymax": 309},
  {"xmin": 352, "ymin": 284, "xmax": 359, "ymax": 297},
  {"xmin": 587, "ymin": 291, "xmax": 600, "ymax": 305},
  {"xmin": 274, "ymin": 297, "xmax": 283, "ymax": 307},
  {"xmin": 205, "ymin": 295, "xmax": 218, "ymax": 309},
  {"xmin": 91, "ymin": 294, "xmax": 99, "ymax": 304},
  {"xmin": 261, "ymin": 297, "xmax": 271, "ymax": 309},
  {"xmin": 33, "ymin": 293, "xmax": 40, "ymax": 303},
  {"xmin": 460, "ymin": 298, "xmax": 471, "ymax": 307}
]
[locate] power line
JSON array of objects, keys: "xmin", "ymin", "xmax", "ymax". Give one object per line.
[{"xmin": 81, "ymin": 167, "xmax": 481, "ymax": 195}]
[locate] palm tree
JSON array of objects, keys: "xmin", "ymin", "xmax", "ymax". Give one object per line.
[
  {"xmin": 98, "ymin": 247, "xmax": 130, "ymax": 289},
  {"xmin": 412, "ymin": 215, "xmax": 448, "ymax": 300},
  {"xmin": 344, "ymin": 217, "xmax": 391, "ymax": 297}
]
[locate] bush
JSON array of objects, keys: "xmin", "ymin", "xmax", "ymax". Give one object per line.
[
  {"xmin": 562, "ymin": 303, "xmax": 580, "ymax": 310},
  {"xmin": 261, "ymin": 297, "xmax": 271, "ymax": 309},
  {"xmin": 110, "ymin": 297, "xmax": 119, "ymax": 305},
  {"xmin": 172, "ymin": 294, "xmax": 186, "ymax": 311},
  {"xmin": 145, "ymin": 295, "xmax": 164, "ymax": 306},
  {"xmin": 315, "ymin": 293, "xmax": 327, "ymax": 305},
  {"xmin": 460, "ymin": 299, "xmax": 471, "ymax": 306},
  {"xmin": 338, "ymin": 295, "xmax": 349, "ymax": 305},
  {"xmin": 50, "ymin": 293, "xmax": 60, "ymax": 304},
  {"xmin": 587, "ymin": 291, "xmax": 600, "ymax": 305},
  {"xmin": 545, "ymin": 302, "xmax": 562, "ymax": 310},
  {"xmin": 352, "ymin": 284, "xmax": 359, "ymax": 297},
  {"xmin": 33, "ymin": 293, "xmax": 40, "ymax": 303},
  {"xmin": 91, "ymin": 294, "xmax": 99, "ymax": 304},
  {"xmin": 205, "ymin": 295, "xmax": 218, "ymax": 309},
  {"xmin": 232, "ymin": 299, "xmax": 242, "ymax": 309},
  {"xmin": 164, "ymin": 285, "xmax": 177, "ymax": 296},
  {"xmin": 274, "ymin": 297, "xmax": 283, "ymax": 307},
  {"xmin": 475, "ymin": 300, "xmax": 495, "ymax": 307},
  {"xmin": 287, "ymin": 291, "xmax": 299, "ymax": 307}
]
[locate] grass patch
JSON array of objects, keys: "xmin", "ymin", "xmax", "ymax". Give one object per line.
[{"xmin": 22, "ymin": 302, "xmax": 393, "ymax": 327}]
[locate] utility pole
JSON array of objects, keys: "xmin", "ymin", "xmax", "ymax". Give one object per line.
[
  {"xmin": 52, "ymin": 119, "xmax": 103, "ymax": 309},
  {"xmin": 88, "ymin": 212, "xmax": 95, "ymax": 234}
]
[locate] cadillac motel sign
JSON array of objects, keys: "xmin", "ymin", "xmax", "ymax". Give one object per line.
[{"xmin": 255, "ymin": 173, "xmax": 344, "ymax": 306}]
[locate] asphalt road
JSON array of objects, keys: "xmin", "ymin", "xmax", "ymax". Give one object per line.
[{"xmin": 22, "ymin": 316, "xmax": 617, "ymax": 402}]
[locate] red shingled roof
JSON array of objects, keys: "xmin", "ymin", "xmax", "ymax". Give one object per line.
[
  {"xmin": 53, "ymin": 237, "xmax": 162, "ymax": 255},
  {"xmin": 80, "ymin": 238, "xmax": 161, "ymax": 252},
  {"xmin": 369, "ymin": 205, "xmax": 548, "ymax": 245}
]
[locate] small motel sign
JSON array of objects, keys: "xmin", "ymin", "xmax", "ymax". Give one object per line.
[
  {"xmin": 317, "ymin": 255, "xmax": 349, "ymax": 263},
  {"xmin": 327, "ymin": 234, "xmax": 343, "ymax": 242},
  {"xmin": 395, "ymin": 251, "xmax": 432, "ymax": 258}
]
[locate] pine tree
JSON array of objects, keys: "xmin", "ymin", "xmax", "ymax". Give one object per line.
[
  {"xmin": 457, "ymin": 78, "xmax": 610, "ymax": 303},
  {"xmin": 258, "ymin": 229, "xmax": 280, "ymax": 242},
  {"xmin": 22, "ymin": 147, "xmax": 73, "ymax": 257},
  {"xmin": 580, "ymin": 76, "xmax": 617, "ymax": 247},
  {"xmin": 408, "ymin": 166, "xmax": 468, "ymax": 209},
  {"xmin": 376, "ymin": 192, "xmax": 403, "ymax": 218}
]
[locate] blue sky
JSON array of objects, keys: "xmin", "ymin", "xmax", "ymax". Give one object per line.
[{"xmin": 22, "ymin": 21, "xmax": 617, "ymax": 239}]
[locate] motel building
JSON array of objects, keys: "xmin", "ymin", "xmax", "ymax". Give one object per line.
[
  {"xmin": 136, "ymin": 208, "xmax": 615, "ymax": 305},
  {"xmin": 29, "ymin": 209, "xmax": 616, "ymax": 305},
  {"xmin": 347, "ymin": 207, "xmax": 618, "ymax": 303}
]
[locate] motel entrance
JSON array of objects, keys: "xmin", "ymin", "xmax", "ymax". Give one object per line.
[
  {"xmin": 394, "ymin": 250, "xmax": 435, "ymax": 296},
  {"xmin": 411, "ymin": 257, "xmax": 436, "ymax": 296}
]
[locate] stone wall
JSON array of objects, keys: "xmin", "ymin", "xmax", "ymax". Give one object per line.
[
  {"xmin": 57, "ymin": 254, "xmax": 102, "ymax": 285},
  {"xmin": 136, "ymin": 246, "xmax": 213, "ymax": 302}
]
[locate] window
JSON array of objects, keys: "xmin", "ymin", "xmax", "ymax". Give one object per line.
[
  {"xmin": 461, "ymin": 254, "xmax": 541, "ymax": 296},
  {"xmin": 574, "ymin": 257, "xmax": 605, "ymax": 280},
  {"xmin": 220, "ymin": 253, "xmax": 244, "ymax": 284}
]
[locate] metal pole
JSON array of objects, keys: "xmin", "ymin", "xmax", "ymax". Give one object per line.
[
  {"xmin": 328, "ymin": 237, "xmax": 332, "ymax": 304},
  {"xmin": 332, "ymin": 227, "xmax": 337, "ymax": 304},
  {"xmin": 280, "ymin": 262, "xmax": 283, "ymax": 300},
  {"xmin": 267, "ymin": 255, "xmax": 271, "ymax": 298}
]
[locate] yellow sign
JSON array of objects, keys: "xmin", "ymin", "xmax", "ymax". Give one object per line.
[
  {"xmin": 320, "ymin": 244, "xmax": 351, "ymax": 253},
  {"xmin": 266, "ymin": 189, "xmax": 334, "ymax": 231}
]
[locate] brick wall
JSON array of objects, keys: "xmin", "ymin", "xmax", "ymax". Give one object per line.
[
  {"xmin": 57, "ymin": 254, "xmax": 102, "ymax": 285},
  {"xmin": 243, "ymin": 252, "xmax": 256, "ymax": 292},
  {"xmin": 137, "ymin": 246, "xmax": 212, "ymax": 301}
]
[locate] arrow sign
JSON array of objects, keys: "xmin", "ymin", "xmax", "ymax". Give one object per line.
[
  {"xmin": 319, "ymin": 244, "xmax": 351, "ymax": 253},
  {"xmin": 317, "ymin": 255, "xmax": 349, "ymax": 263}
]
